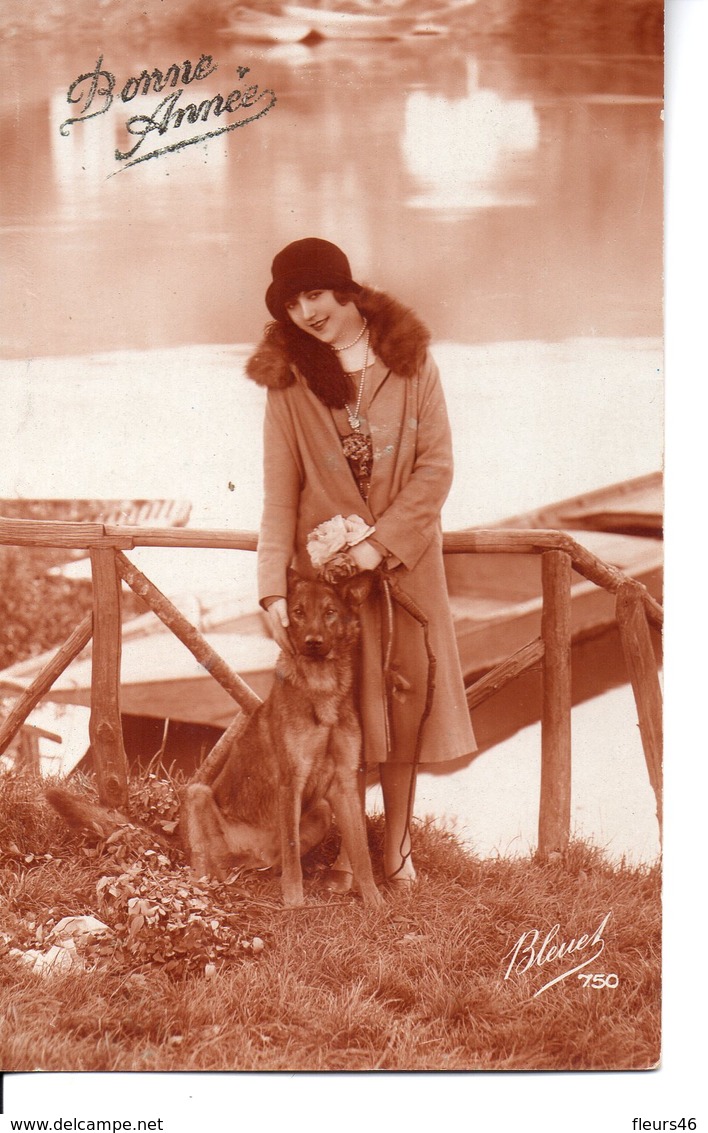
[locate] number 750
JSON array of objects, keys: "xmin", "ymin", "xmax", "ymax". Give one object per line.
[{"xmin": 577, "ymin": 973, "xmax": 619, "ymax": 988}]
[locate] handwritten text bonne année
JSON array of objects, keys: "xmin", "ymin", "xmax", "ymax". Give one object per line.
[{"xmin": 59, "ymin": 54, "xmax": 276, "ymax": 173}]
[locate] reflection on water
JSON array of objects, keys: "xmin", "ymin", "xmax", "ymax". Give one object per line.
[
  {"xmin": 1, "ymin": 35, "xmax": 662, "ymax": 357},
  {"xmin": 403, "ymin": 58, "xmax": 540, "ymax": 210}
]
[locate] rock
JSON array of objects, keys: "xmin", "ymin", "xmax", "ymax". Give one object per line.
[{"xmin": 50, "ymin": 915, "xmax": 111, "ymax": 943}]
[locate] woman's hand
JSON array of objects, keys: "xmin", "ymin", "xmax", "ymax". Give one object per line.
[
  {"xmin": 347, "ymin": 539, "xmax": 384, "ymax": 572},
  {"xmin": 264, "ymin": 597, "xmax": 292, "ymax": 653}
]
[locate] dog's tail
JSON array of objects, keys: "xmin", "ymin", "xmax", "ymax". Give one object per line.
[{"xmin": 45, "ymin": 786, "xmax": 130, "ymax": 839}]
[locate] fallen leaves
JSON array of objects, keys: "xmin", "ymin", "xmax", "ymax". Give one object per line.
[{"xmin": 3, "ymin": 776, "xmax": 272, "ymax": 981}]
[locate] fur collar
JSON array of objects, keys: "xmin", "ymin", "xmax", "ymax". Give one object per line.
[{"xmin": 245, "ymin": 285, "xmax": 430, "ymax": 390}]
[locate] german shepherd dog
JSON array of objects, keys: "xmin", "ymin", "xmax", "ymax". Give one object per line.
[
  {"xmin": 48, "ymin": 569, "xmax": 383, "ymax": 909},
  {"xmin": 182, "ymin": 568, "xmax": 383, "ymax": 907}
]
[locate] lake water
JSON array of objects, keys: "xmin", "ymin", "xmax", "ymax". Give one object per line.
[
  {"xmin": 1, "ymin": 22, "xmax": 663, "ymax": 865},
  {"xmin": 1, "ymin": 32, "xmax": 662, "ymax": 357}
]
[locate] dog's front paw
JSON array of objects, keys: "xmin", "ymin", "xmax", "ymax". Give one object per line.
[
  {"xmin": 281, "ymin": 885, "xmax": 305, "ymax": 908},
  {"xmin": 363, "ymin": 885, "xmax": 386, "ymax": 909}
]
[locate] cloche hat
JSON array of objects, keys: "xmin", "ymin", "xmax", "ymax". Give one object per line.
[{"xmin": 265, "ymin": 237, "xmax": 361, "ymax": 320}]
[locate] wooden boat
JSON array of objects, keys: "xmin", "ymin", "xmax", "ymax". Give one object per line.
[
  {"xmin": 220, "ymin": 5, "xmax": 402, "ymax": 44},
  {"xmin": 220, "ymin": 8, "xmax": 314, "ymax": 44},
  {"xmin": 281, "ymin": 4, "xmax": 401, "ymax": 40},
  {"xmin": 0, "ymin": 549, "xmax": 273, "ymax": 731},
  {"xmin": 446, "ymin": 471, "xmax": 663, "ymax": 683},
  {"xmin": 498, "ymin": 472, "xmax": 662, "ymax": 538},
  {"xmin": 0, "ymin": 632, "xmax": 278, "ymax": 730},
  {"xmin": 442, "ymin": 471, "xmax": 662, "ymax": 756},
  {"xmin": 0, "ymin": 473, "xmax": 662, "ymax": 769}
]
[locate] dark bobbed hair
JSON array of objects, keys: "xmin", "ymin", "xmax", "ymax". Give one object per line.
[{"xmin": 272, "ymin": 287, "xmax": 363, "ymax": 409}]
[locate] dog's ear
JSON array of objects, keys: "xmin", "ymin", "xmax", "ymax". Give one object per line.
[
  {"xmin": 338, "ymin": 570, "xmax": 374, "ymax": 607},
  {"xmin": 286, "ymin": 566, "xmax": 302, "ymax": 593}
]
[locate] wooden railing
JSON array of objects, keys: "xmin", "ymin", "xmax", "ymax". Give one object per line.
[{"xmin": 0, "ymin": 516, "xmax": 663, "ymax": 859}]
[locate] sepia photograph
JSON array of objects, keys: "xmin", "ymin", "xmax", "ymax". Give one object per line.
[{"xmin": 0, "ymin": 0, "xmax": 680, "ymax": 1112}]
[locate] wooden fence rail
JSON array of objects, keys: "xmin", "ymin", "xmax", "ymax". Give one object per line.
[{"xmin": 0, "ymin": 516, "xmax": 662, "ymax": 855}]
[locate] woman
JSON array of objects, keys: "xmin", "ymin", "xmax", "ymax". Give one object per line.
[{"xmin": 245, "ymin": 238, "xmax": 475, "ymax": 891}]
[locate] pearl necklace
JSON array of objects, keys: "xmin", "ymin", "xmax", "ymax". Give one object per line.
[
  {"xmin": 344, "ymin": 330, "xmax": 370, "ymax": 431},
  {"xmin": 332, "ymin": 317, "xmax": 368, "ymax": 352}
]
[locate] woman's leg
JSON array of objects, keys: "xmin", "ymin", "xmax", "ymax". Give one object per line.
[
  {"xmin": 325, "ymin": 762, "xmax": 418, "ymax": 884},
  {"xmin": 379, "ymin": 762, "xmax": 417, "ymax": 882}
]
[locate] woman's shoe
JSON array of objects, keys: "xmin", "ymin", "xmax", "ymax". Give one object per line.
[
  {"xmin": 384, "ymin": 870, "xmax": 418, "ymax": 894},
  {"xmin": 321, "ymin": 868, "xmax": 354, "ymax": 894},
  {"xmin": 385, "ymin": 876, "xmax": 417, "ymax": 891}
]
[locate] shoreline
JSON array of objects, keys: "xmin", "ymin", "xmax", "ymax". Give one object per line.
[{"xmin": 2, "ymin": 335, "xmax": 662, "ymax": 525}]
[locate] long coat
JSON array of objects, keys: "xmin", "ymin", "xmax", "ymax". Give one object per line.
[{"xmin": 245, "ymin": 286, "xmax": 476, "ymax": 766}]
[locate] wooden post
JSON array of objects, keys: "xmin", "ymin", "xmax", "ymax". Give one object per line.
[
  {"xmin": 89, "ymin": 548, "xmax": 129, "ymax": 809},
  {"xmin": 189, "ymin": 711, "xmax": 251, "ymax": 787},
  {"xmin": 17, "ymin": 730, "xmax": 41, "ymax": 777},
  {"xmin": 616, "ymin": 582, "xmax": 663, "ymax": 833},
  {"xmin": 537, "ymin": 550, "xmax": 573, "ymax": 859},
  {"xmin": 0, "ymin": 613, "xmax": 92, "ymax": 758},
  {"xmin": 115, "ymin": 551, "xmax": 262, "ymax": 717}
]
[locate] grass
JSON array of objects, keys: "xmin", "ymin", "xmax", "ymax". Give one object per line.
[{"xmin": 0, "ymin": 771, "xmax": 661, "ymax": 1072}]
